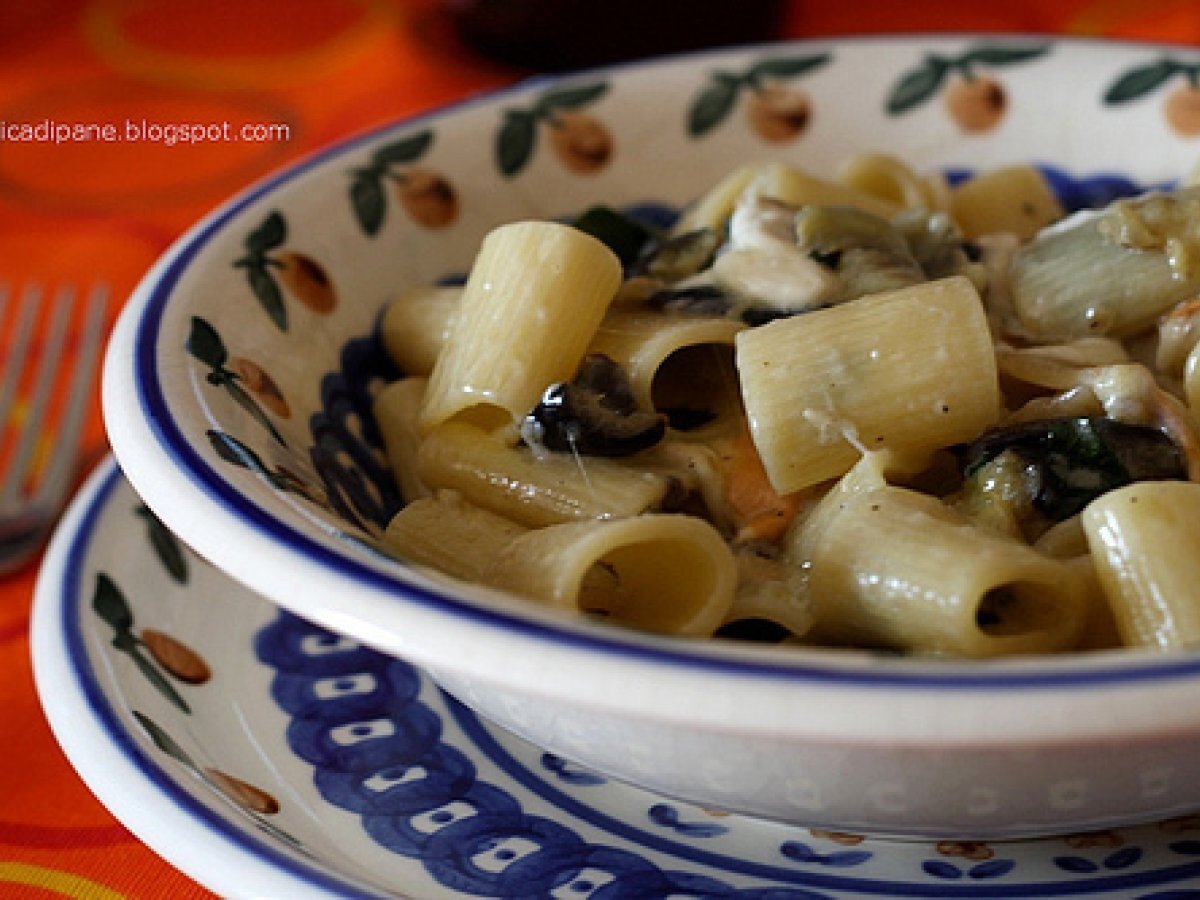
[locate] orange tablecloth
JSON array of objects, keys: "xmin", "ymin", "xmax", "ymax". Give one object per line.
[{"xmin": 1, "ymin": 1, "xmax": 1196, "ymax": 896}]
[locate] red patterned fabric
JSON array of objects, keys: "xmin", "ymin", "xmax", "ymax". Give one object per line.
[{"xmin": 1, "ymin": 0, "xmax": 1194, "ymax": 894}]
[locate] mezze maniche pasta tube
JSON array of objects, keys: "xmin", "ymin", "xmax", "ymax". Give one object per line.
[
  {"xmin": 485, "ymin": 514, "xmax": 737, "ymax": 637},
  {"xmin": 735, "ymin": 274, "xmax": 1000, "ymax": 494},
  {"xmin": 795, "ymin": 483, "xmax": 1088, "ymax": 656},
  {"xmin": 419, "ymin": 221, "xmax": 622, "ymax": 434},
  {"xmin": 1082, "ymin": 480, "xmax": 1200, "ymax": 649}
]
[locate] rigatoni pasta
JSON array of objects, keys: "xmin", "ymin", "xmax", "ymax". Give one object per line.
[
  {"xmin": 419, "ymin": 221, "xmax": 622, "ymax": 434},
  {"xmin": 370, "ymin": 153, "xmax": 1200, "ymax": 654},
  {"xmin": 735, "ymin": 276, "xmax": 1000, "ymax": 493},
  {"xmin": 1082, "ymin": 481, "xmax": 1200, "ymax": 649}
]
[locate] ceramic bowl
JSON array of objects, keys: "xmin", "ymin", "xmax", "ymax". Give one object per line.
[{"xmin": 104, "ymin": 35, "xmax": 1200, "ymax": 838}]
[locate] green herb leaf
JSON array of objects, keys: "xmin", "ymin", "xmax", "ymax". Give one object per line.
[
  {"xmin": 1104, "ymin": 59, "xmax": 1182, "ymax": 104},
  {"xmin": 962, "ymin": 417, "xmax": 1187, "ymax": 522},
  {"xmin": 497, "ymin": 109, "xmax": 538, "ymax": 177}
]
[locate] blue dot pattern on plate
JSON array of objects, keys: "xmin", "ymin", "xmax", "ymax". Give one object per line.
[{"xmin": 254, "ymin": 610, "xmax": 1200, "ymax": 898}]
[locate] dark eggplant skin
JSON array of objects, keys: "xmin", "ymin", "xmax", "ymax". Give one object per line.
[
  {"xmin": 523, "ymin": 354, "xmax": 666, "ymax": 457},
  {"xmin": 959, "ymin": 416, "xmax": 1188, "ymax": 522}
]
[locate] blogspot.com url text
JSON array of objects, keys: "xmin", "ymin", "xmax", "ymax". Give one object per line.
[{"xmin": 0, "ymin": 118, "xmax": 292, "ymax": 147}]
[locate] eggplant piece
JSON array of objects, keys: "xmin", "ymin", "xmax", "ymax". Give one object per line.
[
  {"xmin": 646, "ymin": 283, "xmax": 736, "ymax": 316},
  {"xmin": 523, "ymin": 354, "xmax": 666, "ymax": 457},
  {"xmin": 632, "ymin": 227, "xmax": 721, "ymax": 283},
  {"xmin": 960, "ymin": 416, "xmax": 1188, "ymax": 524},
  {"xmin": 794, "ymin": 205, "xmax": 925, "ymax": 299},
  {"xmin": 572, "ymin": 205, "xmax": 659, "ymax": 268}
]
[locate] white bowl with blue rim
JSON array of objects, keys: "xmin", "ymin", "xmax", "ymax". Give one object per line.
[{"xmin": 103, "ymin": 35, "xmax": 1200, "ymax": 838}]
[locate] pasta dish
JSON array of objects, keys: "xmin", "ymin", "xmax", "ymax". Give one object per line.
[{"xmin": 371, "ymin": 154, "xmax": 1200, "ymax": 658}]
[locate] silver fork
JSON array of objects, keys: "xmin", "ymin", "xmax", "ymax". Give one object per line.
[{"xmin": 0, "ymin": 283, "xmax": 109, "ymax": 574}]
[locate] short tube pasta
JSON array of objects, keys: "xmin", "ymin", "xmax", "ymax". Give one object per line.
[
  {"xmin": 949, "ymin": 164, "xmax": 1063, "ymax": 240},
  {"xmin": 383, "ymin": 490, "xmax": 528, "ymax": 583},
  {"xmin": 485, "ymin": 514, "xmax": 737, "ymax": 637},
  {"xmin": 419, "ymin": 221, "xmax": 622, "ymax": 434},
  {"xmin": 796, "ymin": 484, "xmax": 1088, "ymax": 657},
  {"xmin": 380, "ymin": 285, "xmax": 460, "ymax": 377},
  {"xmin": 374, "ymin": 376, "xmax": 431, "ymax": 502},
  {"xmin": 588, "ymin": 310, "xmax": 745, "ymax": 434},
  {"xmin": 418, "ymin": 421, "xmax": 671, "ymax": 527},
  {"xmin": 1082, "ymin": 480, "xmax": 1200, "ymax": 650},
  {"xmin": 735, "ymin": 275, "xmax": 1000, "ymax": 494}
]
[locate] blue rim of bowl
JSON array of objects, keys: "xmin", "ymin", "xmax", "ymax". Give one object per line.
[
  {"xmin": 130, "ymin": 38, "xmax": 1200, "ymax": 691},
  {"xmin": 58, "ymin": 459, "xmax": 381, "ymax": 899}
]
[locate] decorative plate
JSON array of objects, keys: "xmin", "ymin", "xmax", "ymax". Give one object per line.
[
  {"xmin": 102, "ymin": 36, "xmax": 1200, "ymax": 836},
  {"xmin": 30, "ymin": 458, "xmax": 1200, "ymax": 898}
]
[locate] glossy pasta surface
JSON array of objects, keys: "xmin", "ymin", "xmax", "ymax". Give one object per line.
[{"xmin": 376, "ymin": 154, "xmax": 1200, "ymax": 658}]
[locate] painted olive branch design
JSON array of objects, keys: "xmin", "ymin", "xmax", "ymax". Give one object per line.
[
  {"xmin": 349, "ymin": 129, "xmax": 435, "ymax": 236},
  {"xmin": 135, "ymin": 503, "xmax": 188, "ymax": 584},
  {"xmin": 887, "ymin": 44, "xmax": 1049, "ymax": 115},
  {"xmin": 134, "ymin": 711, "xmax": 294, "ymax": 836},
  {"xmin": 234, "ymin": 210, "xmax": 289, "ymax": 330},
  {"xmin": 187, "ymin": 316, "xmax": 287, "ymax": 447},
  {"xmin": 1105, "ymin": 57, "xmax": 1200, "ymax": 104},
  {"xmin": 92, "ymin": 573, "xmax": 191, "ymax": 714},
  {"xmin": 687, "ymin": 53, "xmax": 830, "ymax": 138},
  {"xmin": 497, "ymin": 81, "xmax": 610, "ymax": 177},
  {"xmin": 205, "ymin": 429, "xmax": 326, "ymax": 511}
]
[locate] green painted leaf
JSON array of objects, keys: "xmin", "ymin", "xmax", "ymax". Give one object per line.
[
  {"xmin": 245, "ymin": 211, "xmax": 287, "ymax": 254},
  {"xmin": 960, "ymin": 44, "xmax": 1050, "ymax": 68},
  {"xmin": 133, "ymin": 711, "xmax": 196, "ymax": 767},
  {"xmin": 371, "ymin": 130, "xmax": 433, "ymax": 165},
  {"xmin": 350, "ymin": 169, "xmax": 387, "ymax": 237},
  {"xmin": 92, "ymin": 572, "xmax": 133, "ymax": 632},
  {"xmin": 886, "ymin": 58, "xmax": 950, "ymax": 115},
  {"xmin": 497, "ymin": 109, "xmax": 537, "ymax": 177},
  {"xmin": 185, "ymin": 317, "xmax": 227, "ymax": 369},
  {"xmin": 688, "ymin": 80, "xmax": 740, "ymax": 137},
  {"xmin": 225, "ymin": 377, "xmax": 287, "ymax": 447},
  {"xmin": 206, "ymin": 430, "xmax": 290, "ymax": 491},
  {"xmin": 747, "ymin": 53, "xmax": 831, "ymax": 84},
  {"xmin": 136, "ymin": 505, "xmax": 188, "ymax": 584},
  {"xmin": 131, "ymin": 646, "xmax": 192, "ymax": 714},
  {"xmin": 534, "ymin": 82, "xmax": 609, "ymax": 115},
  {"xmin": 1104, "ymin": 59, "xmax": 1182, "ymax": 104},
  {"xmin": 247, "ymin": 264, "xmax": 287, "ymax": 331}
]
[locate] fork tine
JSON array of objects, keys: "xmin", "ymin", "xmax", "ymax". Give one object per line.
[
  {"xmin": 34, "ymin": 284, "xmax": 109, "ymax": 507},
  {"xmin": 0, "ymin": 285, "xmax": 75, "ymax": 507},
  {"xmin": 0, "ymin": 284, "xmax": 41, "ymax": 460}
]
